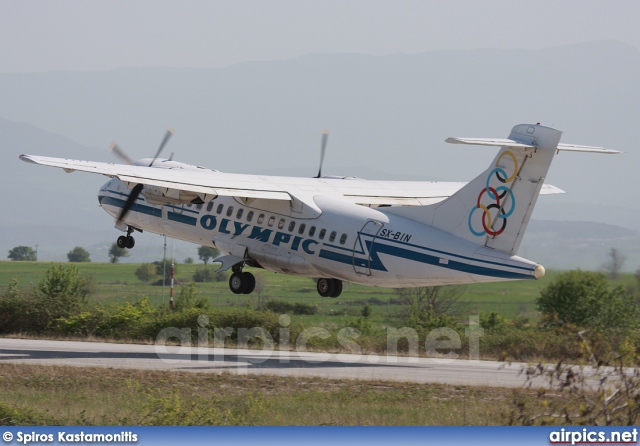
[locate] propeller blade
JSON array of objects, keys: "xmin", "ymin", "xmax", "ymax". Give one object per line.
[
  {"xmin": 315, "ymin": 130, "xmax": 329, "ymax": 178},
  {"xmin": 148, "ymin": 128, "xmax": 174, "ymax": 167},
  {"xmin": 116, "ymin": 183, "xmax": 144, "ymax": 224},
  {"xmin": 109, "ymin": 143, "xmax": 134, "ymax": 165}
]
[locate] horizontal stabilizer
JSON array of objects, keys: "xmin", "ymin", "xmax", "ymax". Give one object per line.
[
  {"xmin": 445, "ymin": 137, "xmax": 621, "ymax": 154},
  {"xmin": 556, "ymin": 143, "xmax": 621, "ymax": 154},
  {"xmin": 540, "ymin": 184, "xmax": 565, "ymax": 195},
  {"xmin": 445, "ymin": 137, "xmax": 535, "ymax": 149}
]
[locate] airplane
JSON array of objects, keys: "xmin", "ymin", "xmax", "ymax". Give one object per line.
[{"xmin": 20, "ymin": 123, "xmax": 619, "ymax": 298}]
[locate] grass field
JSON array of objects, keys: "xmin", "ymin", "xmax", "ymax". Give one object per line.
[
  {"xmin": 1, "ymin": 260, "xmax": 636, "ymax": 327},
  {"xmin": 0, "ymin": 362, "xmax": 531, "ymax": 426}
]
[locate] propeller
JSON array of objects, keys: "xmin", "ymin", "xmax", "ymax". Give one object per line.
[
  {"xmin": 314, "ymin": 130, "xmax": 329, "ymax": 178},
  {"xmin": 113, "ymin": 129, "xmax": 174, "ymax": 224}
]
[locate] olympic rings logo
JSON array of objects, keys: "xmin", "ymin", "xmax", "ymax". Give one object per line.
[{"xmin": 468, "ymin": 151, "xmax": 518, "ymax": 237}]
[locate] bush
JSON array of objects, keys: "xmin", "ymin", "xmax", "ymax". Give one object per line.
[
  {"xmin": 537, "ymin": 270, "xmax": 639, "ymax": 330},
  {"xmin": 174, "ymin": 283, "xmax": 209, "ymax": 312},
  {"xmin": 193, "ymin": 267, "xmax": 215, "ymax": 282},
  {"xmin": 263, "ymin": 300, "xmax": 318, "ymax": 315},
  {"xmin": 135, "ymin": 263, "xmax": 157, "ymax": 282},
  {"xmin": 154, "ymin": 259, "xmax": 178, "ymax": 276},
  {"xmin": 36, "ymin": 264, "xmax": 91, "ymax": 322},
  {"xmin": 479, "ymin": 311, "xmax": 507, "ymax": 332}
]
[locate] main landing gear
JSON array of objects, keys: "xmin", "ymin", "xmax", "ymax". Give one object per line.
[
  {"xmin": 116, "ymin": 226, "xmax": 137, "ymax": 249},
  {"xmin": 228, "ymin": 264, "xmax": 256, "ymax": 295},
  {"xmin": 316, "ymin": 278, "xmax": 343, "ymax": 298}
]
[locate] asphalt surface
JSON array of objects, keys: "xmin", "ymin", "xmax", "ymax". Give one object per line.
[{"xmin": 0, "ymin": 338, "xmax": 553, "ymax": 388}]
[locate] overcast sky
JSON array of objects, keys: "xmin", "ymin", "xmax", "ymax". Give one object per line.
[{"xmin": 1, "ymin": 0, "xmax": 639, "ymax": 73}]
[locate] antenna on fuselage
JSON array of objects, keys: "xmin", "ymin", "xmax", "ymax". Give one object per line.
[{"xmin": 314, "ymin": 130, "xmax": 329, "ymax": 178}]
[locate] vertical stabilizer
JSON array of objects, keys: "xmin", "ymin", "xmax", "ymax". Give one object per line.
[{"xmin": 430, "ymin": 124, "xmax": 562, "ymax": 255}]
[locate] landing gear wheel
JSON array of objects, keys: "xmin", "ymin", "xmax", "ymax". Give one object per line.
[
  {"xmin": 330, "ymin": 279, "xmax": 343, "ymax": 298},
  {"xmin": 241, "ymin": 272, "xmax": 256, "ymax": 294},
  {"xmin": 229, "ymin": 273, "xmax": 246, "ymax": 295},
  {"xmin": 116, "ymin": 236, "xmax": 128, "ymax": 249},
  {"xmin": 126, "ymin": 236, "xmax": 135, "ymax": 249},
  {"xmin": 317, "ymin": 278, "xmax": 335, "ymax": 298}
]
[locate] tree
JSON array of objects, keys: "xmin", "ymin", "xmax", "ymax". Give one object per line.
[
  {"xmin": 108, "ymin": 243, "xmax": 129, "ymax": 264},
  {"xmin": 67, "ymin": 246, "xmax": 91, "ymax": 263},
  {"xmin": 537, "ymin": 270, "xmax": 639, "ymax": 330},
  {"xmin": 135, "ymin": 263, "xmax": 157, "ymax": 282},
  {"xmin": 198, "ymin": 245, "xmax": 220, "ymax": 266},
  {"xmin": 8, "ymin": 246, "xmax": 37, "ymax": 261},
  {"xmin": 602, "ymin": 247, "xmax": 626, "ymax": 279}
]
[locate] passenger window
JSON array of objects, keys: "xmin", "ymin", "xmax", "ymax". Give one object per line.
[
  {"xmin": 207, "ymin": 202, "xmax": 215, "ymax": 212},
  {"xmin": 268, "ymin": 216, "xmax": 275, "ymax": 227},
  {"xmin": 319, "ymin": 229, "xmax": 326, "ymax": 240},
  {"xmin": 298, "ymin": 223, "xmax": 306, "ymax": 235},
  {"xmin": 257, "ymin": 214, "xmax": 265, "ymax": 224},
  {"xmin": 237, "ymin": 208, "xmax": 244, "ymax": 219},
  {"xmin": 226, "ymin": 206, "xmax": 234, "ymax": 217},
  {"xmin": 309, "ymin": 226, "xmax": 316, "ymax": 237},
  {"xmin": 288, "ymin": 221, "xmax": 296, "ymax": 232},
  {"xmin": 247, "ymin": 211, "xmax": 254, "ymax": 222},
  {"xmin": 278, "ymin": 218, "xmax": 285, "ymax": 229},
  {"xmin": 329, "ymin": 231, "xmax": 337, "ymax": 242},
  {"xmin": 197, "ymin": 203, "xmax": 203, "ymax": 210},
  {"xmin": 340, "ymin": 234, "xmax": 348, "ymax": 245},
  {"xmin": 216, "ymin": 204, "xmax": 224, "ymax": 214}
]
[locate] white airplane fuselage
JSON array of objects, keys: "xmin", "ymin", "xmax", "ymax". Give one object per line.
[{"xmin": 98, "ymin": 176, "xmax": 542, "ymax": 288}]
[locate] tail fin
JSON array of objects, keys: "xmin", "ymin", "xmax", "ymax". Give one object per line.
[
  {"xmin": 388, "ymin": 123, "xmax": 619, "ymax": 255},
  {"xmin": 430, "ymin": 124, "xmax": 562, "ymax": 254}
]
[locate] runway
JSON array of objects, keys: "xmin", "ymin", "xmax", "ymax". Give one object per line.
[{"xmin": 0, "ymin": 338, "xmax": 550, "ymax": 388}]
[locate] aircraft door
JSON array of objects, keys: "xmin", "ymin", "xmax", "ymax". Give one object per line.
[{"xmin": 352, "ymin": 220, "xmax": 384, "ymax": 276}]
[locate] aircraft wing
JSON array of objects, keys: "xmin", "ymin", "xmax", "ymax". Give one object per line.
[
  {"xmin": 19, "ymin": 155, "xmax": 292, "ymax": 201},
  {"xmin": 19, "ymin": 154, "xmax": 565, "ymax": 208}
]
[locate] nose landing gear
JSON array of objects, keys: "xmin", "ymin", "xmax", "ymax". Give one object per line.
[{"xmin": 116, "ymin": 225, "xmax": 138, "ymax": 249}]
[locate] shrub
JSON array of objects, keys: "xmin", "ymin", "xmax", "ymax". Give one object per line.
[
  {"xmin": 36, "ymin": 264, "xmax": 92, "ymax": 322},
  {"xmin": 135, "ymin": 264, "xmax": 157, "ymax": 282},
  {"xmin": 537, "ymin": 270, "xmax": 639, "ymax": 330},
  {"xmin": 193, "ymin": 267, "xmax": 215, "ymax": 283},
  {"xmin": 174, "ymin": 283, "xmax": 209, "ymax": 312},
  {"xmin": 263, "ymin": 300, "xmax": 318, "ymax": 315}
]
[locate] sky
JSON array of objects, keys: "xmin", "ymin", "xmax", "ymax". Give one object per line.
[{"xmin": 1, "ymin": 0, "xmax": 639, "ymax": 73}]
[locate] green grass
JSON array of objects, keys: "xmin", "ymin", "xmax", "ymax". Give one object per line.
[
  {"xmin": 0, "ymin": 363, "xmax": 524, "ymax": 425},
  {"xmin": 1, "ymin": 261, "xmax": 635, "ymax": 328}
]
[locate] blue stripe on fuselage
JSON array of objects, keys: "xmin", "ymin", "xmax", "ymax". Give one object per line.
[{"xmin": 98, "ymin": 195, "xmax": 161, "ymax": 218}]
